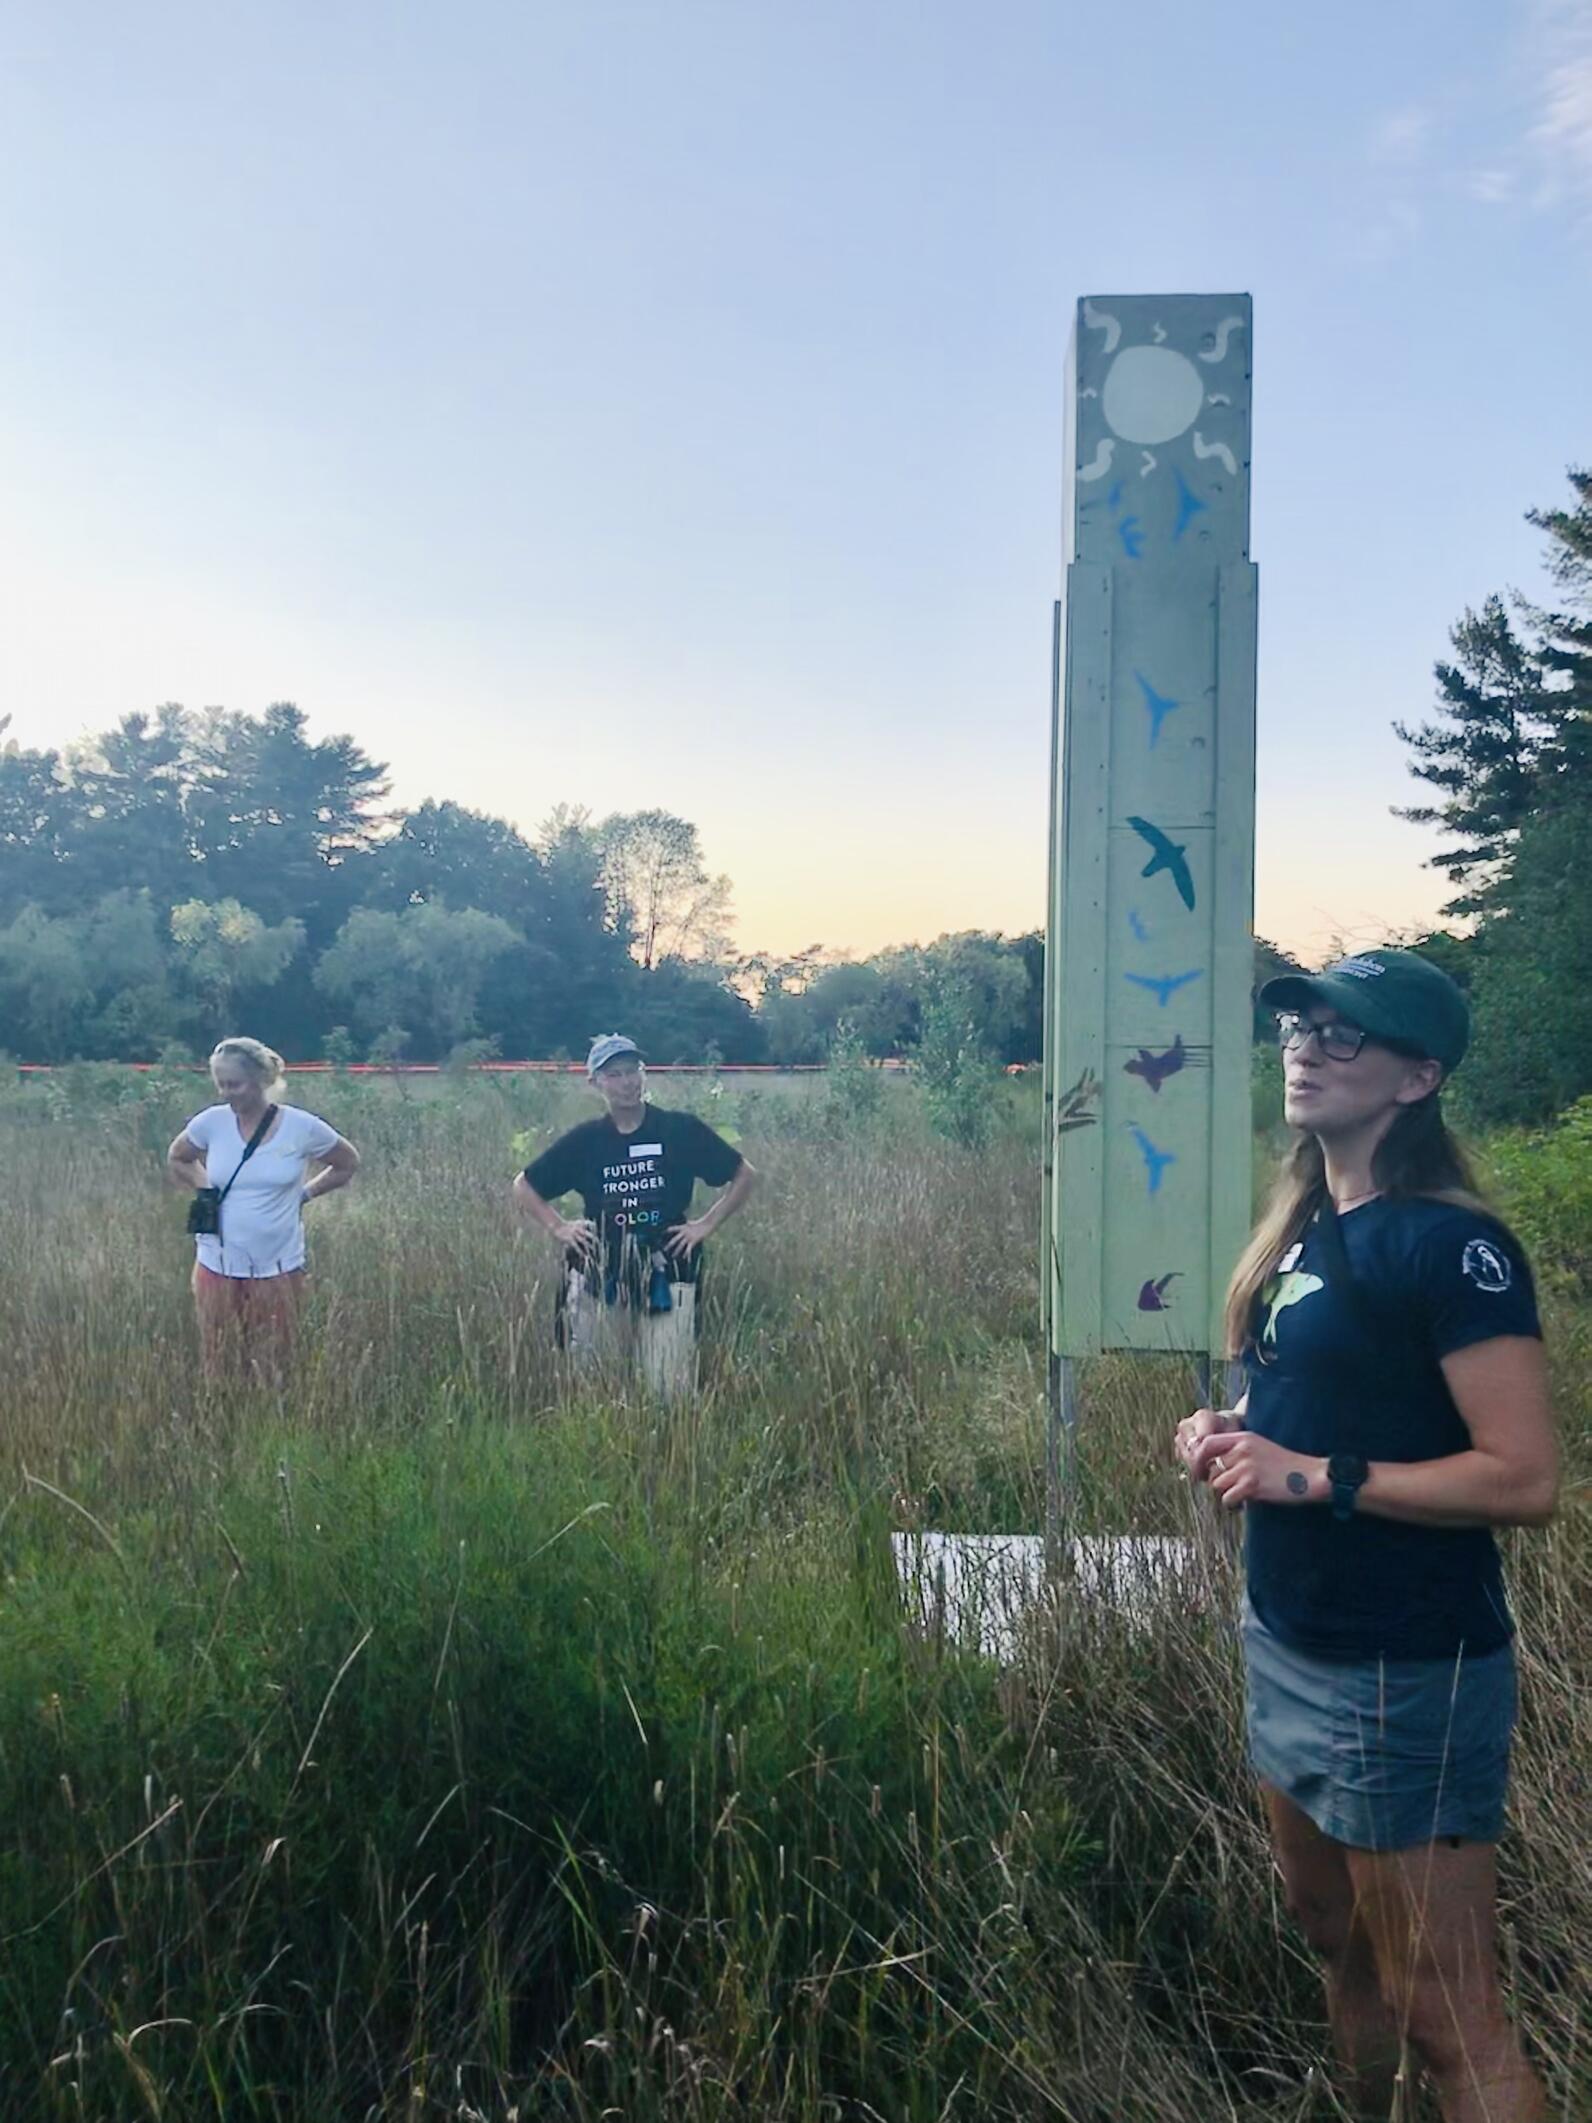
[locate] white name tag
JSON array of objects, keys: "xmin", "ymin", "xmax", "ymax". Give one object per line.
[{"xmin": 630, "ymin": 1143, "xmax": 663, "ymax": 1157}]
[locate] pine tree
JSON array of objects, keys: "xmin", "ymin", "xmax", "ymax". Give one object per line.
[
  {"xmin": 1523, "ymin": 465, "xmax": 1592, "ymax": 795},
  {"xmin": 0, "ymin": 720, "xmax": 73, "ymax": 919},
  {"xmin": 185, "ymin": 703, "xmax": 391, "ymax": 943},
  {"xmin": 64, "ymin": 707, "xmax": 195, "ymax": 913},
  {"xmin": 1391, "ymin": 596, "xmax": 1551, "ymax": 914},
  {"xmin": 1429, "ymin": 468, "xmax": 1592, "ymax": 1122}
]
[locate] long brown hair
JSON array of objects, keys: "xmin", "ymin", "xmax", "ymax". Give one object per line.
[{"xmin": 1222, "ymin": 1094, "xmax": 1496, "ymax": 1359}]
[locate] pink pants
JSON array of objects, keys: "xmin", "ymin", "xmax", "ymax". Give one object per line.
[{"xmin": 192, "ymin": 1263, "xmax": 305, "ymax": 1381}]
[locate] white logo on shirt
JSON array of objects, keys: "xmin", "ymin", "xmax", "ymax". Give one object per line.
[
  {"xmin": 1462, "ymin": 1238, "xmax": 1512, "ymax": 1293},
  {"xmin": 630, "ymin": 1143, "xmax": 663, "ymax": 1157}
]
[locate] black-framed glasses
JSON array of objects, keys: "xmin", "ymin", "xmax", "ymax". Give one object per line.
[{"xmin": 1276, "ymin": 1013, "xmax": 1371, "ymax": 1062}]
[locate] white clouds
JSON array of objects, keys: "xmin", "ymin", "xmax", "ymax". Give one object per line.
[
  {"xmin": 1465, "ymin": 167, "xmax": 1519, "ymax": 205},
  {"xmin": 1356, "ymin": 199, "xmax": 1425, "ymax": 264},
  {"xmin": 1357, "ymin": 8, "xmax": 1592, "ymax": 243},
  {"xmin": 1368, "ymin": 104, "xmax": 1437, "ymax": 166},
  {"xmin": 1352, "ymin": 103, "xmax": 1438, "ymax": 263},
  {"xmin": 1529, "ymin": 0, "xmax": 1592, "ymax": 218}
]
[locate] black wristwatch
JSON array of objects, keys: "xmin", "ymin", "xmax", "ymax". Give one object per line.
[{"xmin": 1326, "ymin": 1452, "xmax": 1369, "ymax": 1522}]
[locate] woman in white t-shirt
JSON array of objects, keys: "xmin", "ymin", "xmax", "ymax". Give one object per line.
[{"xmin": 167, "ymin": 1037, "xmax": 360, "ymax": 1379}]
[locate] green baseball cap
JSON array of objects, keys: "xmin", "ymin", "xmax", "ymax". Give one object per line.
[{"xmin": 1258, "ymin": 948, "xmax": 1469, "ymax": 1072}]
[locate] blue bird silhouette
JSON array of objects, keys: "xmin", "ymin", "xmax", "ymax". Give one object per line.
[
  {"xmin": 1128, "ymin": 1125, "xmax": 1177, "ymax": 1196},
  {"xmin": 1128, "ymin": 907, "xmax": 1151, "ymax": 943},
  {"xmin": 1133, "ymin": 673, "xmax": 1181, "ymax": 747},
  {"xmin": 1172, "ymin": 467, "xmax": 1208, "ymax": 542},
  {"xmin": 1125, "ymin": 968, "xmax": 1204, "ymax": 1008},
  {"xmin": 1127, "ymin": 815, "xmax": 1196, "ymax": 910},
  {"xmin": 1118, "ymin": 516, "xmax": 1145, "ymax": 559}
]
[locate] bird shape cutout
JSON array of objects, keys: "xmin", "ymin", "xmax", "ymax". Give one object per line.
[
  {"xmin": 1137, "ymin": 1272, "xmax": 1181, "ymax": 1312},
  {"xmin": 1125, "ymin": 967, "xmax": 1203, "ymax": 1008},
  {"xmin": 1261, "ymin": 1270, "xmax": 1325, "ymax": 1344},
  {"xmin": 1128, "ymin": 1124, "xmax": 1176, "ymax": 1195},
  {"xmin": 1124, "ymin": 1035, "xmax": 1186, "ymax": 1093},
  {"xmin": 1127, "ymin": 817, "xmax": 1196, "ymax": 910}
]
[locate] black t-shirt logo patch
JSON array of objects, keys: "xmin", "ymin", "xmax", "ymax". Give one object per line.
[{"xmin": 1462, "ymin": 1237, "xmax": 1512, "ymax": 1294}]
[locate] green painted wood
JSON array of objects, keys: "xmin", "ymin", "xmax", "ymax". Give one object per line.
[
  {"xmin": 1209, "ymin": 561, "xmax": 1260, "ymax": 1354},
  {"xmin": 1053, "ymin": 564, "xmax": 1112, "ymax": 1350},
  {"xmin": 1045, "ymin": 294, "xmax": 1256, "ymax": 1356}
]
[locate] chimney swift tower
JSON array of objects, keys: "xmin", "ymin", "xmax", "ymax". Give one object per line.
[{"xmin": 1043, "ymin": 294, "xmax": 1257, "ymax": 1497}]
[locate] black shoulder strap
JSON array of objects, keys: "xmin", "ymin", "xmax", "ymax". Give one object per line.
[
  {"xmin": 1311, "ymin": 1195, "xmax": 1359, "ymax": 1301},
  {"xmin": 219, "ymin": 1104, "xmax": 277, "ymax": 1204},
  {"xmin": 1312, "ymin": 1196, "xmax": 1402, "ymax": 1331}
]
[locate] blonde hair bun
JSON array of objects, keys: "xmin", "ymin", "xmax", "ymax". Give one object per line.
[{"xmin": 210, "ymin": 1037, "xmax": 286, "ymax": 1087}]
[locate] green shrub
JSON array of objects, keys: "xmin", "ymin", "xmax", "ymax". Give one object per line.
[
  {"xmin": 1479, "ymin": 1095, "xmax": 1592, "ymax": 1293},
  {"xmin": 914, "ymin": 975, "xmax": 997, "ymax": 1149}
]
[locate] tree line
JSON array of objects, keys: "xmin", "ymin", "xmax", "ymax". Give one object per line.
[
  {"xmin": 0, "ymin": 702, "xmax": 1060, "ymax": 1066},
  {"xmin": 7, "ymin": 463, "xmax": 1579, "ymax": 1096}
]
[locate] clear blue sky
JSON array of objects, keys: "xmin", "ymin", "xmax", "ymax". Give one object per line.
[{"xmin": 2, "ymin": 0, "xmax": 1588, "ymax": 960}]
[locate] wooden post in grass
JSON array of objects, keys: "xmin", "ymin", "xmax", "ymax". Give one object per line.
[{"xmin": 1043, "ymin": 294, "xmax": 1258, "ymax": 1548}]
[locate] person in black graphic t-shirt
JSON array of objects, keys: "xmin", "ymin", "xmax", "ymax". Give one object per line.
[
  {"xmin": 1174, "ymin": 950, "xmax": 1557, "ymax": 2122},
  {"xmin": 512, "ymin": 1034, "xmax": 756, "ymax": 1399}
]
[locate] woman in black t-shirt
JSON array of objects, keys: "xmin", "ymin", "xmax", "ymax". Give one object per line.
[{"xmin": 1175, "ymin": 949, "xmax": 1556, "ymax": 2122}]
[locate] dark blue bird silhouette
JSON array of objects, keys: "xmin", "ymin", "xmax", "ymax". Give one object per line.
[{"xmin": 1127, "ymin": 816, "xmax": 1196, "ymax": 910}]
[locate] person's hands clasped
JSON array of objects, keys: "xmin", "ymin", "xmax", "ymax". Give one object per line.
[
  {"xmin": 1179, "ymin": 1413, "xmax": 1324, "ymax": 1510},
  {"xmin": 1176, "ymin": 1405, "xmax": 1244, "ymax": 1478},
  {"xmin": 663, "ymin": 1217, "xmax": 711, "ymax": 1262},
  {"xmin": 554, "ymin": 1216, "xmax": 600, "ymax": 1265}
]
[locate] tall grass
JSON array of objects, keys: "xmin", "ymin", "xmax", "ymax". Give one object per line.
[{"xmin": 0, "ymin": 1067, "xmax": 1586, "ymax": 2119}]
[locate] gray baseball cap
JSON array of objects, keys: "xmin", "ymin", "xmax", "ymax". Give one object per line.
[
  {"xmin": 1259, "ymin": 948, "xmax": 1469, "ymax": 1072},
  {"xmin": 586, "ymin": 1033, "xmax": 643, "ymax": 1079}
]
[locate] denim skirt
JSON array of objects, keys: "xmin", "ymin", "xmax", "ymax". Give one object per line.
[{"xmin": 1241, "ymin": 1600, "xmax": 1516, "ymax": 1850}]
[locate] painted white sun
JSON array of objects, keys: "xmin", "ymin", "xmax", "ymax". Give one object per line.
[
  {"xmin": 1102, "ymin": 345, "xmax": 1205, "ymax": 444},
  {"xmin": 1078, "ymin": 303, "xmax": 1243, "ymax": 482}
]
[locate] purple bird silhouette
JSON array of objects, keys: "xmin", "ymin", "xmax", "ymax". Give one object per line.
[
  {"xmin": 1137, "ymin": 1273, "xmax": 1182, "ymax": 1313},
  {"xmin": 1125, "ymin": 1034, "xmax": 1186, "ymax": 1094}
]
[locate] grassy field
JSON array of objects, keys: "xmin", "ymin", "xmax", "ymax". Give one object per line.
[{"xmin": 0, "ymin": 1064, "xmax": 1587, "ymax": 2120}]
